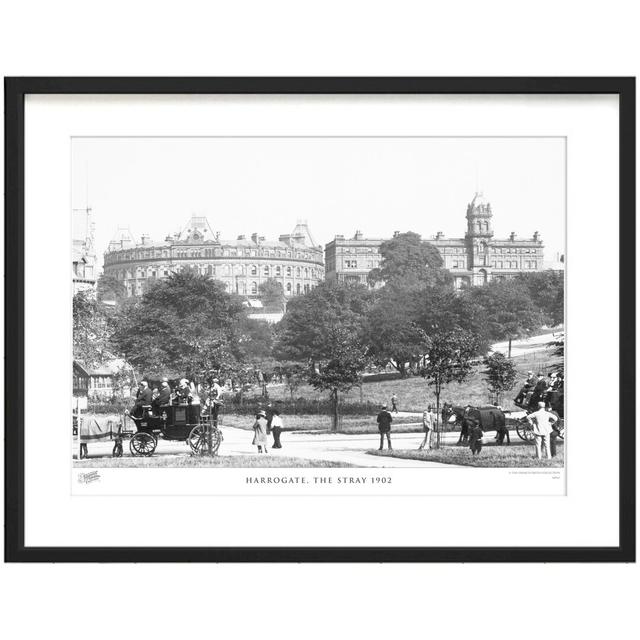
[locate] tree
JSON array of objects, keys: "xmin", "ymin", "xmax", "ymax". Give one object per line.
[
  {"xmin": 365, "ymin": 285, "xmax": 431, "ymax": 376},
  {"xmin": 308, "ymin": 327, "xmax": 369, "ymax": 430},
  {"xmin": 461, "ymin": 279, "xmax": 546, "ymax": 356},
  {"xmin": 548, "ymin": 333, "xmax": 564, "ymax": 376},
  {"xmin": 515, "ymin": 271, "xmax": 564, "ymax": 326},
  {"xmin": 258, "ymin": 278, "xmax": 286, "ymax": 312},
  {"xmin": 96, "ymin": 273, "xmax": 127, "ymax": 305},
  {"xmin": 274, "ymin": 281, "xmax": 372, "ymax": 430},
  {"xmin": 73, "ymin": 291, "xmax": 111, "ymax": 367},
  {"xmin": 367, "ymin": 231, "xmax": 452, "ymax": 288},
  {"xmin": 109, "ymin": 270, "xmax": 246, "ymax": 381},
  {"xmin": 482, "ymin": 352, "xmax": 518, "ymax": 406},
  {"xmin": 420, "ymin": 328, "xmax": 481, "ymax": 448}
]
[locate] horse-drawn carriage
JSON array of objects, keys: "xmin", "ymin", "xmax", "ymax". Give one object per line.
[
  {"xmin": 443, "ymin": 401, "xmax": 564, "ymax": 444},
  {"xmin": 115, "ymin": 400, "xmax": 223, "ymax": 457}
]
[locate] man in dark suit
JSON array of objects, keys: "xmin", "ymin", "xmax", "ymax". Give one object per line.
[
  {"xmin": 529, "ymin": 373, "xmax": 549, "ymax": 410},
  {"xmin": 153, "ymin": 378, "xmax": 172, "ymax": 412},
  {"xmin": 376, "ymin": 404, "xmax": 393, "ymax": 450},
  {"xmin": 133, "ymin": 381, "xmax": 153, "ymax": 417}
]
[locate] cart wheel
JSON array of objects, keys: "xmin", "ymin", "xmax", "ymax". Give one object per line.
[
  {"xmin": 130, "ymin": 432, "xmax": 156, "ymax": 457},
  {"xmin": 187, "ymin": 425, "xmax": 207, "ymax": 454},
  {"xmin": 516, "ymin": 419, "xmax": 536, "ymax": 444},
  {"xmin": 188, "ymin": 425, "xmax": 223, "ymax": 455}
]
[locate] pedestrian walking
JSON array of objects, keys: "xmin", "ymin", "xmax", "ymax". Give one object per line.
[
  {"xmin": 419, "ymin": 405, "xmax": 435, "ymax": 450},
  {"xmin": 251, "ymin": 410, "xmax": 269, "ymax": 453},
  {"xmin": 526, "ymin": 401, "xmax": 557, "ymax": 460},
  {"xmin": 390, "ymin": 393, "xmax": 399, "ymax": 413},
  {"xmin": 270, "ymin": 409, "xmax": 283, "ymax": 449},
  {"xmin": 376, "ymin": 404, "xmax": 393, "ymax": 450},
  {"xmin": 468, "ymin": 420, "xmax": 484, "ymax": 455}
]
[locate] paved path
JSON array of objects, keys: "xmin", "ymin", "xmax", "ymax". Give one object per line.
[{"xmin": 74, "ymin": 425, "xmax": 478, "ymax": 467}]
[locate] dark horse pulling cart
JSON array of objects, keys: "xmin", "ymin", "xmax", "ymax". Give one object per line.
[
  {"xmin": 117, "ymin": 400, "xmax": 223, "ymax": 457},
  {"xmin": 442, "ymin": 402, "xmax": 564, "ymax": 444}
]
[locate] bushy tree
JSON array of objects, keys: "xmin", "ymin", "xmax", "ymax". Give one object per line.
[
  {"xmin": 96, "ymin": 273, "xmax": 127, "ymax": 305},
  {"xmin": 109, "ymin": 270, "xmax": 246, "ymax": 381},
  {"xmin": 258, "ymin": 278, "xmax": 286, "ymax": 311},
  {"xmin": 420, "ymin": 328, "xmax": 481, "ymax": 447},
  {"xmin": 515, "ymin": 271, "xmax": 564, "ymax": 326},
  {"xmin": 482, "ymin": 352, "xmax": 518, "ymax": 405},
  {"xmin": 367, "ymin": 232, "xmax": 452, "ymax": 288},
  {"xmin": 73, "ymin": 291, "xmax": 112, "ymax": 367},
  {"xmin": 274, "ymin": 282, "xmax": 372, "ymax": 430},
  {"xmin": 365, "ymin": 285, "xmax": 431, "ymax": 376},
  {"xmin": 460, "ymin": 279, "xmax": 546, "ymax": 355}
]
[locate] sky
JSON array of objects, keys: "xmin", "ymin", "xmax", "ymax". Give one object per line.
[{"xmin": 72, "ymin": 137, "xmax": 566, "ymax": 269}]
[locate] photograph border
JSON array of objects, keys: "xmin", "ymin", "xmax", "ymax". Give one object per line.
[{"xmin": 4, "ymin": 76, "xmax": 635, "ymax": 562}]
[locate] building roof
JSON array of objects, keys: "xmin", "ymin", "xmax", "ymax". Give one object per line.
[{"xmin": 177, "ymin": 216, "xmax": 217, "ymax": 244}]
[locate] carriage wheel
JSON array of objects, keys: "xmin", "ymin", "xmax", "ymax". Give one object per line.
[
  {"xmin": 129, "ymin": 432, "xmax": 156, "ymax": 457},
  {"xmin": 516, "ymin": 419, "xmax": 536, "ymax": 444},
  {"xmin": 188, "ymin": 425, "xmax": 222, "ymax": 455}
]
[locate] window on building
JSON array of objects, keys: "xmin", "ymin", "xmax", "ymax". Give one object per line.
[
  {"xmin": 296, "ymin": 283, "xmax": 301, "ymax": 295},
  {"xmin": 263, "ymin": 265, "xmax": 270, "ymax": 276},
  {"xmin": 296, "ymin": 267, "xmax": 300, "ymax": 277},
  {"xmin": 250, "ymin": 281, "xmax": 257, "ymax": 294},
  {"xmin": 286, "ymin": 282, "xmax": 292, "ymax": 294},
  {"xmin": 275, "ymin": 266, "xmax": 281, "ymax": 276},
  {"xmin": 286, "ymin": 266, "xmax": 292, "ymax": 277},
  {"xmin": 250, "ymin": 265, "xmax": 257, "ymax": 276}
]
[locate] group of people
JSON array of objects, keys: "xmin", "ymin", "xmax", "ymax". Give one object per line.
[
  {"xmin": 131, "ymin": 376, "xmax": 224, "ymax": 418},
  {"xmin": 514, "ymin": 370, "xmax": 564, "ymax": 410},
  {"xmin": 250, "ymin": 404, "xmax": 285, "ymax": 453}
]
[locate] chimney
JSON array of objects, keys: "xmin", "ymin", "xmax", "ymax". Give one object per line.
[
  {"xmin": 435, "ymin": 231, "xmax": 444, "ymax": 240},
  {"xmin": 533, "ymin": 231, "xmax": 540, "ymax": 242},
  {"xmin": 140, "ymin": 234, "xmax": 150, "ymax": 245},
  {"xmin": 251, "ymin": 233, "xmax": 259, "ymax": 244},
  {"xmin": 509, "ymin": 232, "xmax": 516, "ymax": 241},
  {"xmin": 237, "ymin": 234, "xmax": 246, "ymax": 240},
  {"xmin": 354, "ymin": 230, "xmax": 363, "ymax": 240},
  {"xmin": 393, "ymin": 230, "xmax": 400, "ymax": 238}
]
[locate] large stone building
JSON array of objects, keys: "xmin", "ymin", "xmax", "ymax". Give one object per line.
[
  {"xmin": 325, "ymin": 192, "xmax": 548, "ymax": 289},
  {"xmin": 103, "ymin": 216, "xmax": 325, "ymax": 298},
  {"xmin": 324, "ymin": 230, "xmax": 385, "ymax": 285}
]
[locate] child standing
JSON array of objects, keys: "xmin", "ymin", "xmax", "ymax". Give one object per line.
[
  {"xmin": 468, "ymin": 420, "xmax": 484, "ymax": 456},
  {"xmin": 252, "ymin": 410, "xmax": 269, "ymax": 453}
]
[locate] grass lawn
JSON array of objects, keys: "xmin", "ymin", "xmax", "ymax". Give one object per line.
[
  {"xmin": 74, "ymin": 455, "xmax": 355, "ymax": 468},
  {"xmin": 367, "ymin": 441, "xmax": 564, "ymax": 468},
  {"xmin": 220, "ymin": 413, "xmax": 422, "ymax": 434},
  {"xmin": 241, "ymin": 352, "xmax": 560, "ymax": 413}
]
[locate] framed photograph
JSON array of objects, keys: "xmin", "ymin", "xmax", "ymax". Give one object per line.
[{"xmin": 5, "ymin": 77, "xmax": 635, "ymax": 562}]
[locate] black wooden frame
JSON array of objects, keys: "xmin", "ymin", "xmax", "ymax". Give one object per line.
[{"xmin": 4, "ymin": 77, "xmax": 635, "ymax": 562}]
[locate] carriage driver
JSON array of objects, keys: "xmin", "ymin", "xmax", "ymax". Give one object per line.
[{"xmin": 132, "ymin": 380, "xmax": 153, "ymax": 418}]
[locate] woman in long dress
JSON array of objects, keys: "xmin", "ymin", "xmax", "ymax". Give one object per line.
[{"xmin": 252, "ymin": 410, "xmax": 268, "ymax": 453}]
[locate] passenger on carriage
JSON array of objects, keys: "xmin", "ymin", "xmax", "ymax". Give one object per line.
[
  {"xmin": 158, "ymin": 377, "xmax": 172, "ymax": 405},
  {"xmin": 514, "ymin": 371, "xmax": 536, "ymax": 407},
  {"xmin": 151, "ymin": 377, "xmax": 172, "ymax": 414},
  {"xmin": 133, "ymin": 380, "xmax": 153, "ymax": 418},
  {"xmin": 174, "ymin": 378, "xmax": 193, "ymax": 404}
]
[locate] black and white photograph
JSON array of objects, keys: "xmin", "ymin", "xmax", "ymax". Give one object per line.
[
  {"xmin": 6, "ymin": 76, "xmax": 632, "ymax": 562},
  {"xmin": 72, "ymin": 136, "xmax": 566, "ymax": 475}
]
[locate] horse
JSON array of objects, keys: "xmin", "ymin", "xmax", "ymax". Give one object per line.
[{"xmin": 441, "ymin": 403, "xmax": 473, "ymax": 444}]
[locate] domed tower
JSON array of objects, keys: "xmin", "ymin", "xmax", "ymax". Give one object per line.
[{"xmin": 465, "ymin": 191, "xmax": 494, "ymax": 239}]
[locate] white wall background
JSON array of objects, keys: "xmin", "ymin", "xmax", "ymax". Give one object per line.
[{"xmin": 1, "ymin": 2, "xmax": 638, "ymax": 640}]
